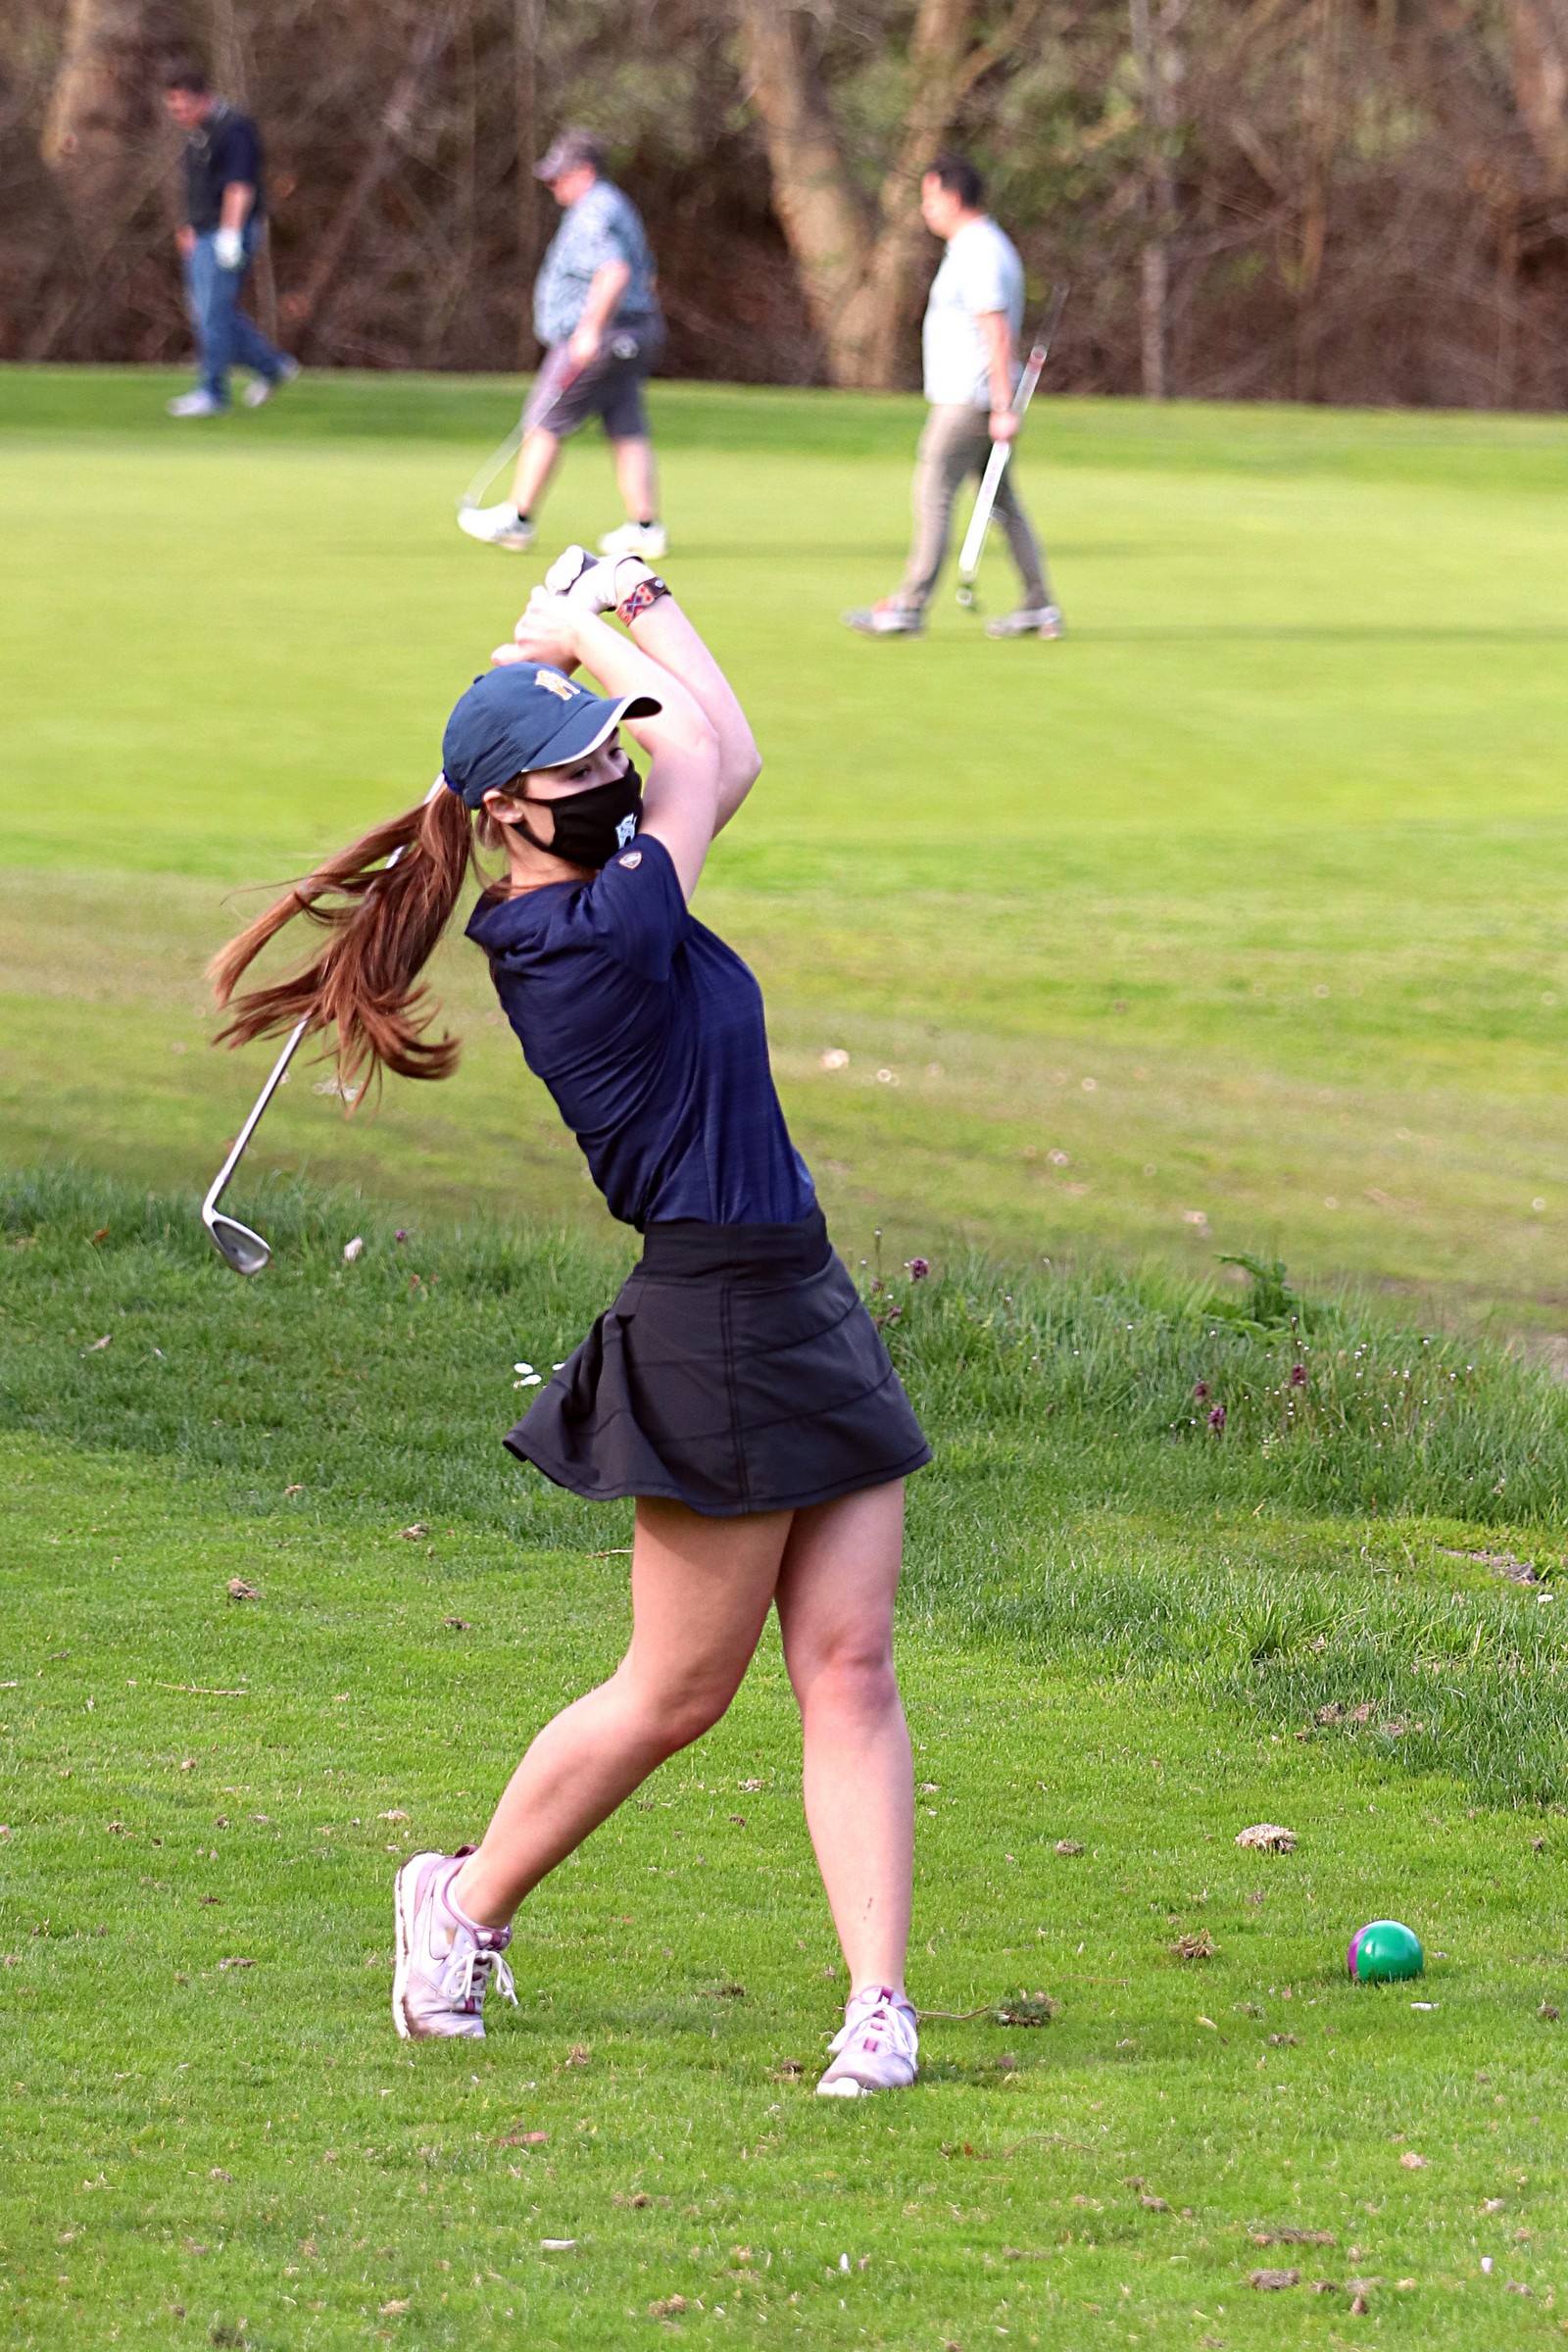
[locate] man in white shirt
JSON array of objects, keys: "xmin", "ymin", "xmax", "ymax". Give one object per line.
[{"xmin": 844, "ymin": 154, "xmax": 1060, "ymax": 640}]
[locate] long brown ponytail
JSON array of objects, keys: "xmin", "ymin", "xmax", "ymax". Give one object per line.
[{"xmin": 209, "ymin": 786, "xmax": 481, "ymax": 1094}]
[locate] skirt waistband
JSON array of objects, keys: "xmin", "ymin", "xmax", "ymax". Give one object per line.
[{"xmin": 635, "ymin": 1203, "xmax": 830, "ymax": 1283}]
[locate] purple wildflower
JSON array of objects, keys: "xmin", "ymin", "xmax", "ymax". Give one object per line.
[
  {"xmin": 907, "ymin": 1256, "xmax": 931, "ymax": 1282},
  {"xmin": 1289, "ymin": 1363, "xmax": 1307, "ymax": 1388},
  {"xmin": 1207, "ymin": 1403, "xmax": 1227, "ymax": 1432},
  {"xmin": 394, "ymin": 1229, "xmax": 409, "ymax": 1244},
  {"xmin": 1193, "ymin": 1380, "xmax": 1210, "ymax": 1401}
]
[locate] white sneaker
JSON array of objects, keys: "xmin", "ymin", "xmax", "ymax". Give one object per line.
[
  {"xmin": 842, "ymin": 603, "xmax": 925, "ymax": 639},
  {"xmin": 166, "ymin": 388, "xmax": 225, "ymax": 418},
  {"xmin": 815, "ymin": 1983, "xmax": 919, "ymax": 2097},
  {"xmin": 392, "ymin": 1849, "xmax": 517, "ymax": 2040},
  {"xmin": 459, "ymin": 501, "xmax": 535, "ymax": 552},
  {"xmin": 985, "ymin": 604, "xmax": 1064, "ymax": 640},
  {"xmin": 242, "ymin": 357, "xmax": 302, "ymax": 409},
  {"xmin": 598, "ymin": 520, "xmax": 667, "ymax": 560}
]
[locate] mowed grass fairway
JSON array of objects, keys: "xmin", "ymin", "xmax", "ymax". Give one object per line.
[
  {"xmin": 3, "ymin": 368, "xmax": 1568, "ymax": 1321},
  {"xmin": 4, "ymin": 373, "xmax": 1568, "ymax": 2348},
  {"xmin": 6, "ymin": 1174, "xmax": 1568, "ymax": 2349}
]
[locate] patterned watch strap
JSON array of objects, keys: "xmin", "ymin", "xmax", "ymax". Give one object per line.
[{"xmin": 617, "ymin": 575, "xmax": 672, "ymax": 626}]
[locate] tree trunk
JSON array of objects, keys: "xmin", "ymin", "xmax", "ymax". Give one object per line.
[
  {"xmin": 1295, "ymin": 0, "xmax": 1339, "ymax": 400},
  {"xmin": 736, "ymin": 0, "xmax": 1043, "ymax": 389},
  {"xmin": 514, "ymin": 0, "xmax": 541, "ymax": 367},
  {"xmin": 1503, "ymin": 0, "xmax": 1568, "ymax": 187},
  {"xmin": 41, "ymin": 0, "xmax": 184, "ymax": 219},
  {"xmin": 735, "ymin": 0, "xmax": 873, "ymax": 381},
  {"xmin": 1130, "ymin": 0, "xmax": 1183, "ymax": 399}
]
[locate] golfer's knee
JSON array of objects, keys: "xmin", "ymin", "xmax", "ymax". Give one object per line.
[
  {"xmin": 793, "ymin": 1635, "xmax": 899, "ymax": 1723},
  {"xmin": 626, "ymin": 1671, "xmax": 738, "ymax": 1758}
]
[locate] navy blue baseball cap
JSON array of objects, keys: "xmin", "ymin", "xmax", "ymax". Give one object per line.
[{"xmin": 441, "ymin": 663, "xmax": 661, "ymax": 809}]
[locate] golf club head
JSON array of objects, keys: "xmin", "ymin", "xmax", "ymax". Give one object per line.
[{"xmin": 204, "ymin": 1207, "xmax": 272, "ymax": 1276}]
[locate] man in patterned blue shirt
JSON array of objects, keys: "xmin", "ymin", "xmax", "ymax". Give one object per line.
[{"xmin": 461, "ymin": 129, "xmax": 666, "ymax": 561}]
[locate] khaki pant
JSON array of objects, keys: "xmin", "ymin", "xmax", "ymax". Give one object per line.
[{"xmin": 897, "ymin": 403, "xmax": 1051, "ymax": 612}]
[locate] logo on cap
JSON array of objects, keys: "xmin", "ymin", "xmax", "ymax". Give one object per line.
[{"xmin": 536, "ymin": 668, "xmax": 580, "ymax": 702}]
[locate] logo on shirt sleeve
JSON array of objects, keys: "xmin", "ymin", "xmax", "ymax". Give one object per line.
[{"xmin": 618, "ymin": 850, "xmax": 642, "ymax": 868}]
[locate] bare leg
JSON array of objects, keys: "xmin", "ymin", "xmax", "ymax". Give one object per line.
[
  {"xmin": 452, "ymin": 1496, "xmax": 791, "ymax": 1926},
  {"xmin": 774, "ymin": 1481, "xmax": 912, "ymax": 1992},
  {"xmin": 511, "ymin": 425, "xmax": 563, "ymax": 517},
  {"xmin": 612, "ymin": 433, "xmax": 659, "ymax": 522}
]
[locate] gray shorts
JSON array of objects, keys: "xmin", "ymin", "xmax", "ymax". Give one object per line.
[{"xmin": 523, "ymin": 323, "xmax": 663, "ymax": 442}]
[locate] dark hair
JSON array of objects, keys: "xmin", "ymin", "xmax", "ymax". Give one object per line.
[
  {"xmin": 209, "ymin": 788, "xmax": 485, "ymax": 1095},
  {"xmin": 926, "ymin": 151, "xmax": 984, "ymax": 210},
  {"xmin": 164, "ymin": 62, "xmax": 211, "ymax": 94}
]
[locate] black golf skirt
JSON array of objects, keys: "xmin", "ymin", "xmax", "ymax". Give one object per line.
[{"xmin": 504, "ymin": 1205, "xmax": 931, "ymax": 1517}]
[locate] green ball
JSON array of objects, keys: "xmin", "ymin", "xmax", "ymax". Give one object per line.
[{"xmin": 1348, "ymin": 1919, "xmax": 1424, "ymax": 1982}]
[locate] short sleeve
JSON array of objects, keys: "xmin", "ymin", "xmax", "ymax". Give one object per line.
[
  {"xmin": 217, "ymin": 117, "xmax": 263, "ymax": 185},
  {"xmin": 962, "ymin": 243, "xmax": 1009, "ymax": 317},
  {"xmin": 581, "ymin": 833, "xmax": 685, "ymax": 981}
]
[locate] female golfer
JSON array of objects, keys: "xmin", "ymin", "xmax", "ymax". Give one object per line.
[{"xmin": 211, "ymin": 551, "xmax": 931, "ymax": 2097}]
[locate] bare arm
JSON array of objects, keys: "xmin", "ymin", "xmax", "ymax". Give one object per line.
[
  {"xmin": 618, "ymin": 593, "xmax": 760, "ymax": 831},
  {"xmin": 978, "ymin": 310, "xmax": 1020, "ymax": 442},
  {"xmin": 219, "ymin": 180, "xmax": 256, "ymax": 233},
  {"xmin": 508, "ymin": 600, "xmax": 722, "ymax": 901}
]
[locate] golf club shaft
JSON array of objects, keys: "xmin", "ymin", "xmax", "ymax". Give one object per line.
[
  {"xmin": 202, "ymin": 778, "xmax": 446, "ymax": 1227},
  {"xmin": 201, "ymin": 1015, "xmax": 311, "ymax": 1223},
  {"xmin": 956, "ymin": 285, "xmax": 1069, "ymax": 601},
  {"xmin": 459, "ymin": 421, "xmax": 523, "ymax": 512}
]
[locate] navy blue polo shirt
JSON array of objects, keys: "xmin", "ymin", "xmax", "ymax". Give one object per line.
[
  {"xmin": 466, "ymin": 834, "xmax": 816, "ymax": 1231},
  {"xmin": 182, "ymin": 102, "xmax": 267, "ymax": 234}
]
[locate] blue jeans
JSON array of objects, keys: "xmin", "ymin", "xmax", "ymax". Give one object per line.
[{"xmin": 182, "ymin": 227, "xmax": 286, "ymax": 405}]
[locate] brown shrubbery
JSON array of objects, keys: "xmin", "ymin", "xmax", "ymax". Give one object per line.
[{"xmin": 6, "ymin": 0, "xmax": 1567, "ymax": 406}]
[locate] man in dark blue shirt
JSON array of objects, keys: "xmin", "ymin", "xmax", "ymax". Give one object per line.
[{"xmin": 163, "ymin": 64, "xmax": 298, "ymax": 418}]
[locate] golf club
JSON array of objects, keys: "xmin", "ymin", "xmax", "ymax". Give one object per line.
[
  {"xmin": 457, "ymin": 421, "xmax": 524, "ymax": 517},
  {"xmin": 455, "ymin": 336, "xmax": 604, "ymax": 521},
  {"xmin": 955, "ymin": 284, "xmax": 1069, "ymax": 610},
  {"xmin": 201, "ymin": 778, "xmax": 445, "ymax": 1274}
]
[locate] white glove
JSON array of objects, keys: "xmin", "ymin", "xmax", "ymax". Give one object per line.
[
  {"xmin": 543, "ymin": 544, "xmax": 655, "ymax": 614},
  {"xmin": 213, "ymin": 225, "xmax": 244, "ymax": 270}
]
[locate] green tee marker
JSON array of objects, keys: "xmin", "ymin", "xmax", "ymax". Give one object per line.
[{"xmin": 1348, "ymin": 1920, "xmax": 1424, "ymax": 1982}]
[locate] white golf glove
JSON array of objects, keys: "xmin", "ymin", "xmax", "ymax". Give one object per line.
[
  {"xmin": 543, "ymin": 545, "xmax": 655, "ymax": 614},
  {"xmin": 213, "ymin": 225, "xmax": 244, "ymax": 270}
]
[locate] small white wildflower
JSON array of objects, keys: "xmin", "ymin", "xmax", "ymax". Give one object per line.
[
  {"xmin": 342, "ymin": 1236, "xmax": 366, "ymax": 1264},
  {"xmin": 514, "ymin": 1361, "xmax": 534, "ymax": 1376},
  {"xmin": 876, "ymin": 1067, "xmax": 899, "ymax": 1086},
  {"xmin": 819, "ymin": 1048, "xmax": 850, "ymax": 1071}
]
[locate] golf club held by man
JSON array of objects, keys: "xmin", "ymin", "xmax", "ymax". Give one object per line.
[
  {"xmin": 844, "ymin": 152, "xmax": 1061, "ymax": 641},
  {"xmin": 461, "ymin": 129, "xmax": 666, "ymax": 560}
]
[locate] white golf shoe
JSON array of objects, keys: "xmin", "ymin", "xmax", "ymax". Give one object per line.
[
  {"xmin": 985, "ymin": 604, "xmax": 1064, "ymax": 640},
  {"xmin": 815, "ymin": 1983, "xmax": 919, "ymax": 2097},
  {"xmin": 392, "ymin": 1849, "xmax": 517, "ymax": 2040},
  {"xmin": 842, "ymin": 602, "xmax": 925, "ymax": 638},
  {"xmin": 598, "ymin": 520, "xmax": 667, "ymax": 560},
  {"xmin": 459, "ymin": 501, "xmax": 536, "ymax": 551},
  {"xmin": 242, "ymin": 357, "xmax": 302, "ymax": 409},
  {"xmin": 166, "ymin": 388, "xmax": 225, "ymax": 418}
]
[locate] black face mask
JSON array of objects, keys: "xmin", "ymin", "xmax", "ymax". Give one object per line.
[{"xmin": 517, "ymin": 758, "xmax": 644, "ymax": 869}]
